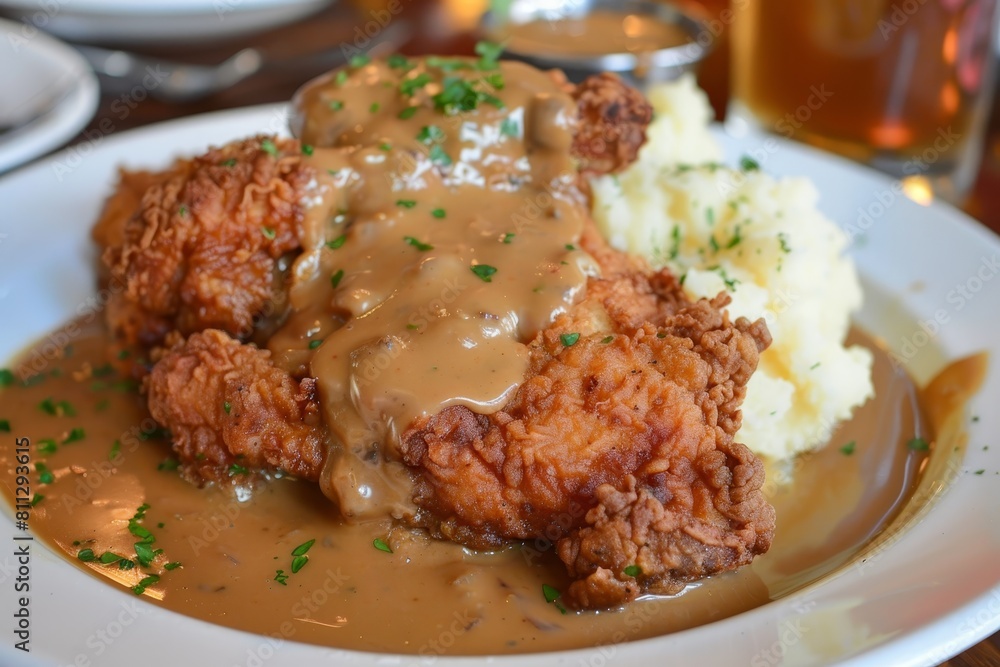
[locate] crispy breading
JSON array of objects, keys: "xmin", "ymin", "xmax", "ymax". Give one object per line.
[
  {"xmin": 571, "ymin": 72, "xmax": 654, "ymax": 175},
  {"xmin": 146, "ymin": 329, "xmax": 326, "ymax": 483},
  {"xmin": 102, "ymin": 136, "xmax": 312, "ymax": 347}
]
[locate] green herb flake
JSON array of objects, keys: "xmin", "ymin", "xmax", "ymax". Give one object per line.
[
  {"xmin": 334, "ymin": 70, "xmax": 348, "ymax": 87},
  {"xmin": 417, "ymin": 125, "xmax": 445, "ymax": 144},
  {"xmin": 291, "ymin": 555, "xmax": 309, "ymax": 573},
  {"xmin": 30, "ymin": 493, "xmax": 44, "ymax": 507},
  {"xmin": 349, "ymin": 54, "xmax": 371, "ymax": 67},
  {"xmin": 99, "ymin": 551, "xmax": 122, "ymax": 565},
  {"xmin": 177, "ymin": 205, "xmax": 188, "ymax": 217},
  {"xmin": 740, "ymin": 156, "xmax": 760, "ymax": 171},
  {"xmin": 229, "ymin": 463, "xmax": 249, "ymax": 476},
  {"xmin": 369, "ymin": 102, "xmax": 380, "ymax": 114},
  {"xmin": 809, "ymin": 362, "xmax": 821, "ymax": 370},
  {"xmin": 223, "ymin": 401, "xmax": 232, "ymax": 415},
  {"xmin": 708, "ymin": 235, "xmax": 720, "ymax": 253},
  {"xmin": 378, "ymin": 141, "xmax": 392, "ymax": 151},
  {"xmin": 840, "ymin": 441, "xmax": 857, "ymax": 456},
  {"xmin": 77, "ymin": 548, "xmax": 96, "ymax": 562},
  {"xmin": 328, "ymin": 100, "xmax": 344, "ymax": 111},
  {"xmin": 62, "ymin": 427, "xmax": 85, "ymax": 444},
  {"xmin": 396, "ymin": 199, "xmax": 417, "ymax": 209},
  {"xmin": 220, "ymin": 158, "xmax": 238, "ymax": 167},
  {"xmin": 260, "ymin": 139, "xmax": 279, "ymax": 157},
  {"xmin": 118, "ymin": 559, "xmax": 135, "ymax": 571},
  {"xmin": 400, "ymin": 72, "xmax": 432, "ymax": 97},
  {"xmin": 500, "ymin": 118, "xmax": 519, "ymax": 138},
  {"xmin": 274, "ymin": 569, "xmax": 288, "ymax": 585},
  {"xmin": 404, "ymin": 236, "xmax": 434, "ymax": 251},
  {"xmin": 326, "ymin": 234, "xmax": 347, "ymax": 250},
  {"xmin": 109, "ymin": 440, "xmax": 122, "ymax": 461},
  {"xmin": 432, "ymin": 208, "xmax": 446, "ymax": 219},
  {"xmin": 164, "ymin": 561, "xmax": 182, "ymax": 571},
  {"xmin": 37, "ymin": 439, "xmax": 57, "ymax": 455},
  {"xmin": 974, "ymin": 469, "xmax": 986, "ymax": 475},
  {"xmin": 778, "ymin": 232, "xmax": 792, "ymax": 253},
  {"xmin": 502, "ymin": 232, "xmax": 514, "ymax": 244},
  {"xmin": 541, "ymin": 584, "xmax": 567, "ymax": 614},
  {"xmin": 36, "ymin": 463, "xmax": 54, "ymax": 485},
  {"xmin": 157, "ymin": 458, "xmax": 180, "ymax": 472},
  {"xmin": 560, "ymin": 333, "xmax": 580, "ymax": 347},
  {"xmin": 623, "ymin": 565, "xmax": 641, "ymax": 578},
  {"xmin": 907, "ymin": 437, "xmax": 930, "ymax": 451},
  {"xmin": 373, "ymin": 537, "xmax": 393, "ymax": 553},
  {"xmin": 0, "ymin": 369, "xmax": 14, "ymax": 387},
  {"xmin": 292, "ymin": 539, "xmax": 316, "ymax": 557},
  {"xmin": 428, "ymin": 144, "xmax": 452, "ymax": 166},
  {"xmin": 0, "ymin": 420, "xmax": 9, "ymax": 432},
  {"xmin": 308, "ymin": 339, "xmax": 324, "ymax": 350},
  {"xmin": 387, "ymin": 54, "xmax": 411, "ymax": 70},
  {"xmin": 475, "ymin": 40, "xmax": 503, "ymax": 69},
  {"xmin": 601, "ymin": 336, "xmax": 614, "ymax": 344},
  {"xmin": 471, "ymin": 264, "xmax": 497, "ymax": 282},
  {"xmin": 260, "ymin": 226, "xmax": 277, "ymax": 240},
  {"xmin": 331, "ymin": 269, "xmax": 345, "ymax": 288},
  {"xmin": 398, "ymin": 106, "xmax": 419, "ymax": 120},
  {"xmin": 131, "ymin": 574, "xmax": 160, "ymax": 596}
]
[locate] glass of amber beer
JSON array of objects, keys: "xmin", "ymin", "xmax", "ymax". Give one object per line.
[{"xmin": 729, "ymin": 0, "xmax": 997, "ymax": 204}]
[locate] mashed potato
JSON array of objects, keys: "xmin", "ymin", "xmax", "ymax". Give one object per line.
[{"xmin": 590, "ymin": 75, "xmax": 873, "ymax": 461}]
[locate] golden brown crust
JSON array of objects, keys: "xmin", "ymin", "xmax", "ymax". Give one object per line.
[
  {"xmin": 146, "ymin": 329, "xmax": 326, "ymax": 483},
  {"xmin": 102, "ymin": 136, "xmax": 312, "ymax": 348},
  {"xmin": 400, "ymin": 236, "xmax": 774, "ymax": 608},
  {"xmin": 572, "ymin": 72, "xmax": 654, "ymax": 175}
]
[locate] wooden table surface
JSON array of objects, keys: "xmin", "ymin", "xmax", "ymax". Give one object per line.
[{"xmin": 18, "ymin": 0, "xmax": 1000, "ymax": 663}]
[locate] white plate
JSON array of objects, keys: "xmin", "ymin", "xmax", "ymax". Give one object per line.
[
  {"xmin": 0, "ymin": 105, "xmax": 998, "ymax": 667},
  {"xmin": 0, "ymin": 0, "xmax": 333, "ymax": 45},
  {"xmin": 0, "ymin": 17, "xmax": 98, "ymax": 174}
]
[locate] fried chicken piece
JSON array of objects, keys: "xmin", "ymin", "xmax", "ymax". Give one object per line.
[
  {"xmin": 399, "ymin": 240, "xmax": 774, "ymax": 607},
  {"xmin": 102, "ymin": 136, "xmax": 315, "ymax": 348},
  {"xmin": 571, "ymin": 72, "xmax": 654, "ymax": 175},
  {"xmin": 146, "ymin": 329, "xmax": 326, "ymax": 482}
]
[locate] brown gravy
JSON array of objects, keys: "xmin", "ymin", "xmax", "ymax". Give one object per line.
[
  {"xmin": 496, "ymin": 11, "xmax": 691, "ymax": 59},
  {"xmin": 0, "ymin": 324, "xmax": 973, "ymax": 655}
]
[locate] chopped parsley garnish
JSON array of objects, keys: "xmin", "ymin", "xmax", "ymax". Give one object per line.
[
  {"xmin": 328, "ymin": 100, "xmax": 344, "ymax": 111},
  {"xmin": 274, "ymin": 569, "xmax": 289, "ymax": 585},
  {"xmin": 0, "ymin": 369, "xmax": 13, "ymax": 387},
  {"xmin": 542, "ymin": 584, "xmax": 567, "ymax": 614},
  {"xmin": 740, "ymin": 156, "xmax": 760, "ymax": 171},
  {"xmin": 907, "ymin": 437, "xmax": 930, "ymax": 451},
  {"xmin": 260, "ymin": 139, "xmax": 279, "ymax": 157},
  {"xmin": 502, "ymin": 232, "xmax": 514, "ymax": 244},
  {"xmin": 708, "ymin": 235, "xmax": 720, "ymax": 253},
  {"xmin": 157, "ymin": 458, "xmax": 180, "ymax": 472},
  {"xmin": 387, "ymin": 54, "xmax": 411, "ymax": 70},
  {"xmin": 810, "ymin": 362, "xmax": 821, "ymax": 370},
  {"xmin": 291, "ymin": 555, "xmax": 309, "ymax": 574},
  {"xmin": 308, "ymin": 339, "xmax": 324, "ymax": 350},
  {"xmin": 349, "ymin": 54, "xmax": 371, "ymax": 67},
  {"xmin": 164, "ymin": 562, "xmax": 182, "ymax": 571},
  {"xmin": 117, "ymin": 349, "xmax": 131, "ymax": 360},
  {"xmin": 601, "ymin": 336, "xmax": 614, "ymax": 344},
  {"xmin": 974, "ymin": 469, "xmax": 985, "ymax": 475},
  {"xmin": 499, "ymin": 118, "xmax": 519, "ymax": 138},
  {"xmin": 261, "ymin": 226, "xmax": 277, "ymax": 240},
  {"xmin": 428, "ymin": 145, "xmax": 452, "ymax": 166},
  {"xmin": 396, "ymin": 199, "xmax": 417, "ymax": 208},
  {"xmin": 470, "ymin": 264, "xmax": 497, "ymax": 282},
  {"xmin": 326, "ymin": 234, "xmax": 347, "ymax": 249},
  {"xmin": 301, "ymin": 144, "xmax": 314, "ymax": 156},
  {"xmin": 432, "ymin": 77, "xmax": 504, "ymax": 115},
  {"xmin": 373, "ymin": 537, "xmax": 393, "ymax": 553},
  {"xmin": 378, "ymin": 141, "xmax": 392, "ymax": 151},
  {"xmin": 37, "ymin": 439, "xmax": 57, "ymax": 455},
  {"xmin": 334, "ymin": 70, "xmax": 348, "ymax": 86},
  {"xmin": 221, "ymin": 158, "xmax": 237, "ymax": 167},
  {"xmin": 369, "ymin": 102, "xmax": 380, "ymax": 114},
  {"xmin": 417, "ymin": 125, "xmax": 445, "ymax": 144},
  {"xmin": 623, "ymin": 565, "xmax": 642, "ymax": 578},
  {"xmin": 99, "ymin": 551, "xmax": 123, "ymax": 565},
  {"xmin": 40, "ymin": 398, "xmax": 75, "ymax": 417},
  {"xmin": 178, "ymin": 205, "xmax": 188, "ymax": 217},
  {"xmin": 400, "ymin": 72, "xmax": 432, "ymax": 97},
  {"xmin": 331, "ymin": 269, "xmax": 345, "ymax": 288},
  {"xmin": 109, "ymin": 440, "xmax": 121, "ymax": 461},
  {"xmin": 35, "ymin": 463, "xmax": 54, "ymax": 485},
  {"xmin": 404, "ymin": 236, "xmax": 434, "ymax": 251},
  {"xmin": 840, "ymin": 441, "xmax": 856, "ymax": 455},
  {"xmin": 560, "ymin": 333, "xmax": 580, "ymax": 347},
  {"xmin": 229, "ymin": 463, "xmax": 249, "ymax": 476},
  {"xmin": 778, "ymin": 232, "xmax": 792, "ymax": 253},
  {"xmin": 398, "ymin": 106, "xmax": 418, "ymax": 120},
  {"xmin": 132, "ymin": 574, "xmax": 160, "ymax": 596},
  {"xmin": 77, "ymin": 548, "xmax": 96, "ymax": 562},
  {"xmin": 30, "ymin": 493, "xmax": 44, "ymax": 507},
  {"xmin": 475, "ymin": 40, "xmax": 503, "ymax": 70},
  {"xmin": 223, "ymin": 401, "xmax": 232, "ymax": 415},
  {"xmin": 726, "ymin": 225, "xmax": 742, "ymax": 248},
  {"xmin": 565, "ymin": 244, "xmax": 576, "ymax": 251},
  {"xmin": 292, "ymin": 539, "xmax": 316, "ymax": 557},
  {"xmin": 432, "ymin": 208, "xmax": 446, "ymax": 219},
  {"xmin": 62, "ymin": 427, "xmax": 85, "ymax": 444},
  {"xmin": 668, "ymin": 226, "xmax": 681, "ymax": 260},
  {"xmin": 0, "ymin": 420, "xmax": 9, "ymax": 432}
]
